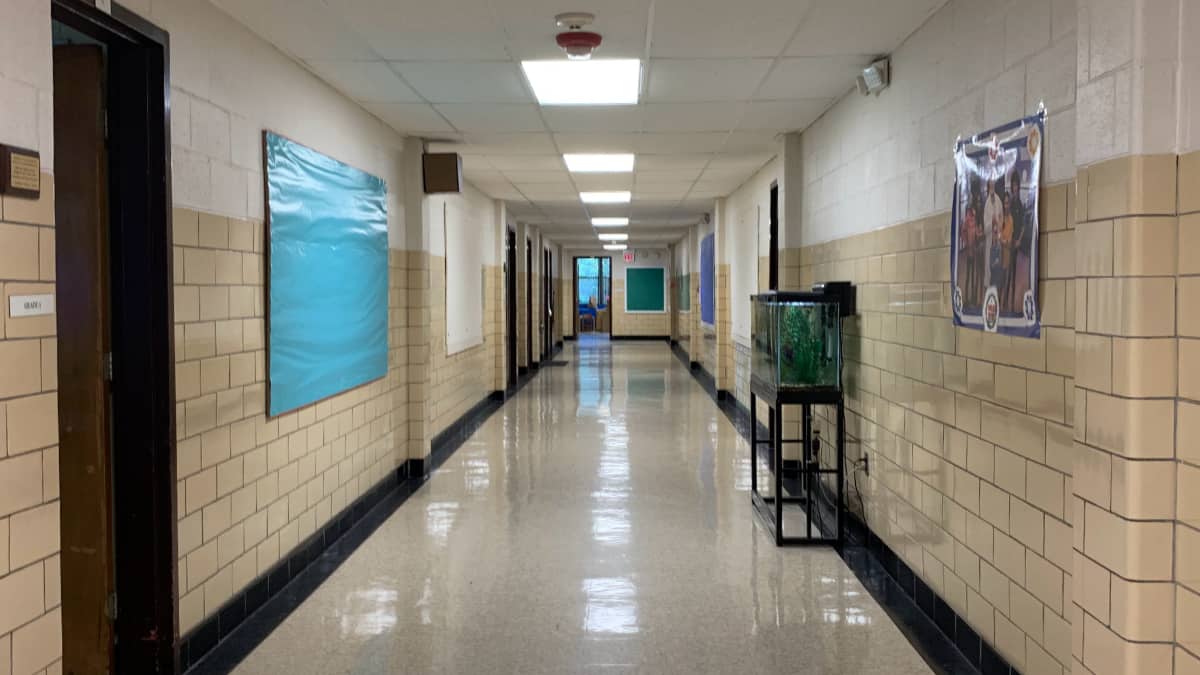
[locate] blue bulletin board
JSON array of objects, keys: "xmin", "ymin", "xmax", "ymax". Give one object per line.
[
  {"xmin": 265, "ymin": 131, "xmax": 388, "ymax": 417},
  {"xmin": 699, "ymin": 234, "xmax": 715, "ymax": 325}
]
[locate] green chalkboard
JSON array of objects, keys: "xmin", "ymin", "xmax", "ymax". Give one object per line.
[
  {"xmin": 626, "ymin": 267, "xmax": 666, "ymax": 312},
  {"xmin": 676, "ymin": 273, "xmax": 690, "ymax": 310}
]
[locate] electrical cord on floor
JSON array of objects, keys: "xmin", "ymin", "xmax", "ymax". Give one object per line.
[{"xmin": 850, "ymin": 458, "xmax": 867, "ymax": 525}]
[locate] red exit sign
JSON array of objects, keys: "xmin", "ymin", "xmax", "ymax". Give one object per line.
[{"xmin": 623, "ymin": 250, "xmax": 635, "ymax": 263}]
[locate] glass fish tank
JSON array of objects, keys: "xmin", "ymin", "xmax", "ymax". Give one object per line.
[{"xmin": 751, "ymin": 292, "xmax": 844, "ymax": 393}]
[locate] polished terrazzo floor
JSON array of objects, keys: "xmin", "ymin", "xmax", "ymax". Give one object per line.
[{"xmin": 231, "ymin": 339, "xmax": 934, "ymax": 674}]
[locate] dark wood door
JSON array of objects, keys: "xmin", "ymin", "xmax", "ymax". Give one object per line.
[
  {"xmin": 769, "ymin": 183, "xmax": 779, "ymax": 290},
  {"xmin": 506, "ymin": 229, "xmax": 517, "ymax": 388},
  {"xmin": 54, "ymin": 43, "xmax": 116, "ymax": 675},
  {"xmin": 526, "ymin": 239, "xmax": 532, "ymax": 367},
  {"xmin": 543, "ymin": 247, "xmax": 552, "ymax": 358}
]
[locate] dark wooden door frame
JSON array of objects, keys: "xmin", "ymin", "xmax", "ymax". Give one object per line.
[
  {"xmin": 542, "ymin": 246, "xmax": 552, "ymax": 359},
  {"xmin": 51, "ymin": 1, "xmax": 177, "ymax": 672},
  {"xmin": 769, "ymin": 181, "xmax": 779, "ymax": 291},
  {"xmin": 505, "ymin": 227, "xmax": 517, "ymax": 389},
  {"xmin": 572, "ymin": 255, "xmax": 612, "ymax": 336},
  {"xmin": 525, "ymin": 238, "xmax": 533, "ymax": 368}
]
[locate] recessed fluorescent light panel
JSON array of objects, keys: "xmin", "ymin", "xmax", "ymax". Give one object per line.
[
  {"xmin": 591, "ymin": 217, "xmax": 629, "ymax": 227},
  {"xmin": 521, "ymin": 59, "xmax": 641, "ymax": 105},
  {"xmin": 603, "ymin": 244, "xmax": 628, "ymax": 251},
  {"xmin": 598, "ymin": 233, "xmax": 628, "ymax": 241},
  {"xmin": 564, "ymin": 153, "xmax": 635, "ymax": 173},
  {"xmin": 580, "ymin": 191, "xmax": 631, "ymax": 204}
]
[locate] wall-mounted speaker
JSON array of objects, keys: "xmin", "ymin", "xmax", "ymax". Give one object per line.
[{"xmin": 423, "ymin": 153, "xmax": 463, "ymax": 194}]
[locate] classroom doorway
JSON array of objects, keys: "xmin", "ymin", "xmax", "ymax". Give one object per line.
[
  {"xmin": 525, "ymin": 238, "xmax": 533, "ymax": 370},
  {"xmin": 769, "ymin": 181, "xmax": 779, "ymax": 290},
  {"xmin": 542, "ymin": 246, "xmax": 553, "ymax": 360},
  {"xmin": 51, "ymin": 1, "xmax": 175, "ymax": 672},
  {"xmin": 573, "ymin": 256, "xmax": 611, "ymax": 336},
  {"xmin": 505, "ymin": 227, "xmax": 517, "ymax": 390}
]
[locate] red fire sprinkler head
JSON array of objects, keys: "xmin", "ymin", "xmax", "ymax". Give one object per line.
[{"xmin": 555, "ymin": 12, "xmax": 602, "ymax": 60}]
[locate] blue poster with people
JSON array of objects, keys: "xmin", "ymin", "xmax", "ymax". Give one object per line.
[{"xmin": 951, "ymin": 109, "xmax": 1045, "ymax": 338}]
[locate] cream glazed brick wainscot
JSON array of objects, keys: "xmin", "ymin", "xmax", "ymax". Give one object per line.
[
  {"xmin": 0, "ymin": 171, "xmax": 64, "ymax": 675},
  {"xmin": 1071, "ymin": 153, "xmax": 1184, "ymax": 674},
  {"xmin": 173, "ymin": 207, "xmax": 406, "ymax": 633},
  {"xmin": 793, "ymin": 194, "xmax": 1075, "ymax": 673}
]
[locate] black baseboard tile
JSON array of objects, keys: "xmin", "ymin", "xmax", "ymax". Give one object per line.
[
  {"xmin": 182, "ymin": 468, "xmax": 407, "ymax": 672},
  {"xmin": 609, "ymin": 335, "xmax": 671, "ymax": 342},
  {"xmin": 675, "ymin": 357, "xmax": 1014, "ymax": 675},
  {"xmin": 428, "ymin": 394, "xmax": 505, "ymax": 473},
  {"xmin": 691, "ymin": 365, "xmax": 718, "ymax": 398}
]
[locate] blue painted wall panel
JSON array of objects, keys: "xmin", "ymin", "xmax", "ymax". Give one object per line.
[
  {"xmin": 265, "ymin": 132, "xmax": 388, "ymax": 417},
  {"xmin": 700, "ymin": 234, "xmax": 715, "ymax": 325}
]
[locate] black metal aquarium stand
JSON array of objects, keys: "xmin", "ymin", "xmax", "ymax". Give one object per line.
[
  {"xmin": 750, "ymin": 379, "xmax": 846, "ymax": 547},
  {"xmin": 748, "ymin": 282, "xmax": 854, "ymax": 548}
]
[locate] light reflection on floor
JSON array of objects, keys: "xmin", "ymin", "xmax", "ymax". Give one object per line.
[{"xmin": 231, "ymin": 337, "xmax": 933, "ymax": 674}]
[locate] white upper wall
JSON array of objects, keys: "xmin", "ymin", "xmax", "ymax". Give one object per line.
[
  {"xmin": 724, "ymin": 156, "xmax": 778, "ymax": 343},
  {"xmin": 797, "ymin": 0, "xmax": 1077, "ymax": 245},
  {"xmin": 429, "ymin": 182, "xmax": 497, "ymax": 264},
  {"xmin": 136, "ymin": 0, "xmax": 408, "ymax": 244},
  {"xmin": 0, "ymin": 0, "xmax": 54, "ymax": 171},
  {"xmin": 1076, "ymin": 0, "xmax": 1200, "ymax": 159}
]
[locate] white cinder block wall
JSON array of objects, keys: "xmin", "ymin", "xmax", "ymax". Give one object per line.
[
  {"xmin": 725, "ymin": 155, "xmax": 779, "ymax": 344},
  {"xmin": 797, "ymin": 0, "xmax": 1077, "ymax": 246},
  {"xmin": 141, "ymin": 0, "xmax": 407, "ymax": 243}
]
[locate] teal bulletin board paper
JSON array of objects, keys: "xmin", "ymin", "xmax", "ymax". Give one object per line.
[
  {"xmin": 265, "ymin": 132, "xmax": 388, "ymax": 417},
  {"xmin": 626, "ymin": 267, "xmax": 666, "ymax": 312}
]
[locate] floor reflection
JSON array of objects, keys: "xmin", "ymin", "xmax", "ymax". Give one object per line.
[{"xmin": 231, "ymin": 338, "xmax": 933, "ymax": 675}]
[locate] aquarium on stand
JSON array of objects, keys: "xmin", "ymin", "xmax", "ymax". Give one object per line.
[{"xmin": 749, "ymin": 284, "xmax": 855, "ymax": 547}]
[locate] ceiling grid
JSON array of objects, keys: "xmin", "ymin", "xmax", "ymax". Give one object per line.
[{"xmin": 211, "ymin": 0, "xmax": 946, "ymax": 247}]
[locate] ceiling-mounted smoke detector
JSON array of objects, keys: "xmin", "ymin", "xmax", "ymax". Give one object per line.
[
  {"xmin": 856, "ymin": 58, "xmax": 890, "ymax": 96},
  {"xmin": 555, "ymin": 12, "xmax": 602, "ymax": 60}
]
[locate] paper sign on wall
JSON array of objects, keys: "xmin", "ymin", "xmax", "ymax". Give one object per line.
[{"xmin": 9, "ymin": 294, "xmax": 54, "ymax": 317}]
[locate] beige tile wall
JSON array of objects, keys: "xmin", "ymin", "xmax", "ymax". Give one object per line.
[
  {"xmin": 560, "ymin": 278, "xmax": 572, "ymax": 340},
  {"xmin": 0, "ymin": 175, "xmax": 63, "ymax": 675},
  {"xmin": 797, "ymin": 181, "xmax": 1077, "ymax": 674},
  {"xmin": 515, "ymin": 270, "xmax": 528, "ymax": 367},
  {"xmin": 174, "ymin": 207, "xmax": 407, "ymax": 633},
  {"xmin": 1180, "ymin": 151, "xmax": 1200, "ymax": 674},
  {"xmin": 716, "ymin": 264, "xmax": 733, "ymax": 389},
  {"xmin": 1070, "ymin": 154, "xmax": 1182, "ymax": 675},
  {"xmin": 405, "ymin": 250, "xmax": 432, "ymax": 460},
  {"xmin": 427, "ymin": 256, "xmax": 500, "ymax": 438}
]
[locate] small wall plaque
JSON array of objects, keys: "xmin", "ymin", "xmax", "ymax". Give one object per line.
[
  {"xmin": 0, "ymin": 145, "xmax": 41, "ymax": 199},
  {"xmin": 9, "ymin": 294, "xmax": 55, "ymax": 318}
]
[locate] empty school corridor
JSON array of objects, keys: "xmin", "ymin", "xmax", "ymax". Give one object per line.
[
  {"xmin": 0, "ymin": 0, "xmax": 1197, "ymax": 674},
  {"xmin": 218, "ymin": 339, "xmax": 932, "ymax": 674}
]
